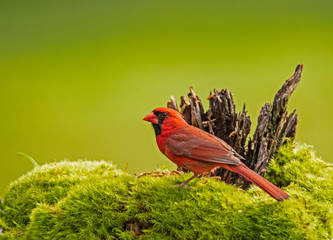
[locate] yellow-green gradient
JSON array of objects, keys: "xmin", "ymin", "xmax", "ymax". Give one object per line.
[{"xmin": 1, "ymin": 0, "xmax": 332, "ymax": 194}]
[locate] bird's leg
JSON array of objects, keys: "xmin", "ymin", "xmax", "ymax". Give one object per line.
[{"xmin": 178, "ymin": 173, "xmax": 202, "ymax": 187}]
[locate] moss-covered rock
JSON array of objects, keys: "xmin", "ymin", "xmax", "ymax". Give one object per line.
[{"xmin": 0, "ymin": 143, "xmax": 332, "ymax": 239}]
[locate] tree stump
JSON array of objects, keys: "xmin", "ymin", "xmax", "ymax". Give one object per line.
[{"xmin": 166, "ymin": 64, "xmax": 303, "ymax": 188}]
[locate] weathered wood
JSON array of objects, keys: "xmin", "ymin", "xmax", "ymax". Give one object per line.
[
  {"xmin": 167, "ymin": 96, "xmax": 178, "ymax": 111},
  {"xmin": 179, "ymin": 96, "xmax": 191, "ymax": 124},
  {"xmin": 231, "ymin": 105, "xmax": 251, "ymax": 156},
  {"xmin": 207, "ymin": 89, "xmax": 251, "ymax": 184},
  {"xmin": 188, "ymin": 86, "xmax": 205, "ymax": 129},
  {"xmin": 285, "ymin": 110, "xmax": 298, "ymax": 139},
  {"xmin": 209, "ymin": 88, "xmax": 237, "ymax": 143},
  {"xmin": 166, "ymin": 64, "xmax": 303, "ymax": 188},
  {"xmin": 246, "ymin": 64, "xmax": 303, "ymax": 177}
]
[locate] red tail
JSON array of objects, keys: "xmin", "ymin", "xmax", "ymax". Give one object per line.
[{"xmin": 228, "ymin": 163, "xmax": 290, "ymax": 201}]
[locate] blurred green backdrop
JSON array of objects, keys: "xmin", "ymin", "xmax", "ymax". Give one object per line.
[{"xmin": 1, "ymin": 0, "xmax": 332, "ymax": 194}]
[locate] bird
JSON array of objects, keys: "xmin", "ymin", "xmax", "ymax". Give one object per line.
[{"xmin": 143, "ymin": 107, "xmax": 290, "ymax": 201}]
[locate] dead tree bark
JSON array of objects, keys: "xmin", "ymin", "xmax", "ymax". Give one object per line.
[
  {"xmin": 165, "ymin": 64, "xmax": 303, "ymax": 188},
  {"xmin": 246, "ymin": 64, "xmax": 302, "ymax": 178},
  {"xmin": 208, "ymin": 89, "xmax": 251, "ymax": 184}
]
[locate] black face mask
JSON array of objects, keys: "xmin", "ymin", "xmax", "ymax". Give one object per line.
[{"xmin": 151, "ymin": 111, "xmax": 167, "ymax": 137}]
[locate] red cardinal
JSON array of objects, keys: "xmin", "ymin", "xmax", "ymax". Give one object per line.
[{"xmin": 143, "ymin": 107, "xmax": 290, "ymax": 201}]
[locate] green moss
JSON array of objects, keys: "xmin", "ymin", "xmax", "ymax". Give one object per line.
[
  {"xmin": 26, "ymin": 177, "xmax": 133, "ymax": 240},
  {"xmin": 267, "ymin": 142, "xmax": 333, "ymax": 203},
  {"xmin": 129, "ymin": 176, "xmax": 331, "ymax": 240},
  {"xmin": 0, "ymin": 143, "xmax": 332, "ymax": 239},
  {"xmin": 0, "ymin": 160, "xmax": 120, "ymax": 228}
]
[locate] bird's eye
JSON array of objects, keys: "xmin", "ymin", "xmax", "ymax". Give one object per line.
[{"xmin": 161, "ymin": 112, "xmax": 167, "ymax": 117}]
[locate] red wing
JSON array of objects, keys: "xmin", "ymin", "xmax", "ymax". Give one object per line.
[{"xmin": 164, "ymin": 126, "xmax": 241, "ymax": 165}]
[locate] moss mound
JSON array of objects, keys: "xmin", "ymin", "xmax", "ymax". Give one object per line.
[
  {"xmin": 0, "ymin": 161, "xmax": 120, "ymax": 230},
  {"xmin": 0, "ymin": 143, "xmax": 332, "ymax": 239}
]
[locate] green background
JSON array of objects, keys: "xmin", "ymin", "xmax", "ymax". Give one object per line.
[{"xmin": 1, "ymin": 0, "xmax": 332, "ymax": 194}]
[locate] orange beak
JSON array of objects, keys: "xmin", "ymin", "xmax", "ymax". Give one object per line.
[{"xmin": 143, "ymin": 112, "xmax": 159, "ymax": 124}]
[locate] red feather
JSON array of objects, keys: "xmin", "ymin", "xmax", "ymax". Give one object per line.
[{"xmin": 143, "ymin": 107, "xmax": 290, "ymax": 201}]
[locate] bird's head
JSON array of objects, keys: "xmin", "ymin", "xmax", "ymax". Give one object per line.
[{"xmin": 143, "ymin": 107, "xmax": 187, "ymax": 136}]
